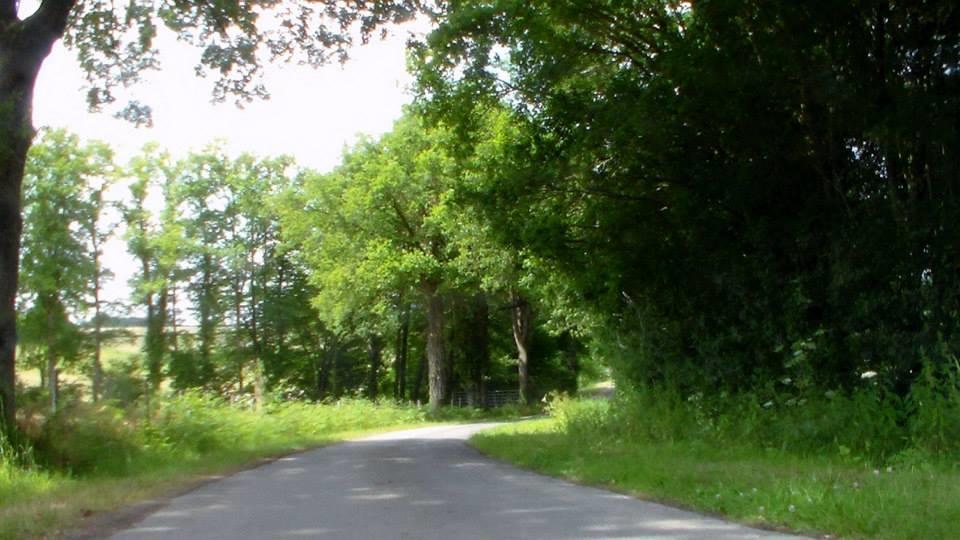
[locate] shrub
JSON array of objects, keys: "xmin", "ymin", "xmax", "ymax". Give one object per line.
[
  {"xmin": 546, "ymin": 370, "xmax": 960, "ymax": 465},
  {"xmin": 32, "ymin": 403, "xmax": 142, "ymax": 476}
]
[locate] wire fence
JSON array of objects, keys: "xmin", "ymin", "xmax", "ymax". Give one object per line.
[{"xmin": 450, "ymin": 388, "xmax": 521, "ymax": 408}]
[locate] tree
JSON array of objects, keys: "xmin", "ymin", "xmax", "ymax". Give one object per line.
[
  {"xmin": 441, "ymin": 105, "xmax": 548, "ymax": 403},
  {"xmin": 19, "ymin": 128, "xmax": 112, "ymax": 412},
  {"xmin": 123, "ymin": 144, "xmax": 179, "ymax": 400},
  {"xmin": 79, "ymin": 141, "xmax": 116, "ymax": 402},
  {"xmin": 283, "ymin": 114, "xmax": 463, "ymax": 410},
  {"xmin": 0, "ymin": 0, "xmax": 420, "ymax": 432},
  {"xmin": 415, "ymin": 1, "xmax": 960, "ymax": 395}
]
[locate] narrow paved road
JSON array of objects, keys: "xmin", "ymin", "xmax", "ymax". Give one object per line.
[{"xmin": 109, "ymin": 423, "xmax": 804, "ymax": 539}]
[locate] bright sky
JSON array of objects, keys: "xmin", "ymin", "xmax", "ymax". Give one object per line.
[
  {"xmin": 34, "ymin": 28, "xmax": 419, "ymax": 171},
  {"xmin": 29, "ymin": 10, "xmax": 425, "ymax": 313}
]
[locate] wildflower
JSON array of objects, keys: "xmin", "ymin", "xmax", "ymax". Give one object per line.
[
  {"xmin": 762, "ymin": 400, "xmax": 774, "ymax": 408},
  {"xmin": 886, "ymin": 467, "xmax": 893, "ymax": 473},
  {"xmin": 873, "ymin": 469, "xmax": 880, "ymax": 475},
  {"xmin": 788, "ymin": 504, "xmax": 796, "ymax": 513},
  {"xmin": 861, "ymin": 370, "xmax": 878, "ymax": 379}
]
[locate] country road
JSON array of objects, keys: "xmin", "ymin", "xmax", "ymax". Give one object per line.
[{"xmin": 107, "ymin": 423, "xmax": 804, "ymax": 539}]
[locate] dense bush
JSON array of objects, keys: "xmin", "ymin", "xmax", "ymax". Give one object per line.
[
  {"xmin": 550, "ymin": 361, "xmax": 960, "ymax": 464},
  {"xmin": 18, "ymin": 394, "xmax": 435, "ymax": 478}
]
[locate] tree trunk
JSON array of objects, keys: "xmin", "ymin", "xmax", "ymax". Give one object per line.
[
  {"xmin": 45, "ymin": 303, "xmax": 57, "ymax": 413},
  {"xmin": 367, "ymin": 334, "xmax": 382, "ymax": 401},
  {"xmin": 91, "ymin": 279, "xmax": 103, "ymax": 402},
  {"xmin": 412, "ymin": 353, "xmax": 425, "ymax": 404},
  {"xmin": 87, "ymin": 184, "xmax": 107, "ymax": 403},
  {"xmin": 145, "ymin": 287, "xmax": 167, "ymax": 392},
  {"xmin": 198, "ymin": 254, "xmax": 215, "ymax": 384},
  {"xmin": 47, "ymin": 353, "xmax": 57, "ymax": 414},
  {"xmin": 0, "ymin": 0, "xmax": 75, "ymax": 431},
  {"xmin": 423, "ymin": 283, "xmax": 447, "ymax": 411},
  {"xmin": 511, "ymin": 292, "xmax": 533, "ymax": 404},
  {"xmin": 170, "ymin": 286, "xmax": 179, "ymax": 352},
  {"xmin": 467, "ymin": 294, "xmax": 489, "ymax": 407},
  {"xmin": 233, "ymin": 283, "xmax": 247, "ymax": 398},
  {"xmin": 394, "ymin": 303, "xmax": 410, "ymax": 401},
  {"xmin": 90, "ymin": 228, "xmax": 104, "ymax": 402},
  {"xmin": 249, "ymin": 272, "xmax": 265, "ymax": 408}
]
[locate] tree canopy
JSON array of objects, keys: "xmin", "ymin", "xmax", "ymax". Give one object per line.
[
  {"xmin": 413, "ymin": 0, "xmax": 960, "ymax": 393},
  {"xmin": 0, "ymin": 0, "xmax": 425, "ymax": 428},
  {"xmin": 6, "ymin": 1, "xmax": 960, "ymax": 441}
]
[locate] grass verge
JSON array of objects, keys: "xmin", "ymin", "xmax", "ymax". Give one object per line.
[
  {"xmin": 470, "ymin": 416, "xmax": 960, "ymax": 540},
  {"xmin": 1, "ymin": 394, "xmax": 532, "ymax": 540}
]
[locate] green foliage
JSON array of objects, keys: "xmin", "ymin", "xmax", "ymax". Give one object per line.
[
  {"xmin": 33, "ymin": 404, "xmax": 142, "ymax": 476},
  {"xmin": 547, "ymin": 367, "xmax": 960, "ymax": 465},
  {"xmin": 18, "ymin": 128, "xmax": 117, "ymax": 408},
  {"xmin": 906, "ymin": 359, "xmax": 960, "ymax": 454},
  {"xmin": 16, "ymin": 393, "xmax": 433, "ymax": 481},
  {"xmin": 416, "ymin": 0, "xmax": 960, "ymax": 399}
]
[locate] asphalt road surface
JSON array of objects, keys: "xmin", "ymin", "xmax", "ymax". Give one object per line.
[{"xmin": 109, "ymin": 423, "xmax": 805, "ymax": 539}]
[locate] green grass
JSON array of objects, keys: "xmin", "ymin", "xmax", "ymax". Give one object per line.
[
  {"xmin": 470, "ymin": 414, "xmax": 960, "ymax": 540},
  {"xmin": 0, "ymin": 394, "xmax": 527, "ymax": 540}
]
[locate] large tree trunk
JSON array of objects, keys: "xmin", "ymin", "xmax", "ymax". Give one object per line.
[
  {"xmin": 0, "ymin": 0, "xmax": 75, "ymax": 432},
  {"xmin": 423, "ymin": 282, "xmax": 446, "ymax": 411},
  {"xmin": 511, "ymin": 292, "xmax": 533, "ymax": 404}
]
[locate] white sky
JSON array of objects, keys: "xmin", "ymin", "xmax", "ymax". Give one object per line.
[
  {"xmin": 34, "ymin": 28, "xmax": 419, "ymax": 171},
  {"xmin": 29, "ymin": 10, "xmax": 425, "ymax": 314}
]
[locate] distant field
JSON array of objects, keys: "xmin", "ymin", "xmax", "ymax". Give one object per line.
[{"xmin": 16, "ymin": 327, "xmax": 146, "ymax": 391}]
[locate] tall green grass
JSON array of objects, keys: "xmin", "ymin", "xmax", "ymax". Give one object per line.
[
  {"xmin": 0, "ymin": 394, "xmax": 481, "ymax": 539},
  {"xmin": 471, "ymin": 366, "xmax": 960, "ymax": 539},
  {"xmin": 555, "ymin": 360, "xmax": 960, "ymax": 464},
  {"xmin": 24, "ymin": 393, "xmax": 430, "ymax": 477}
]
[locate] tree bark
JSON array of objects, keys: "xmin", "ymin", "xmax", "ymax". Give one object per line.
[
  {"xmin": 423, "ymin": 282, "xmax": 447, "ymax": 412},
  {"xmin": 367, "ymin": 334, "xmax": 382, "ymax": 400},
  {"xmin": 44, "ymin": 302, "xmax": 57, "ymax": 413},
  {"xmin": 91, "ymin": 270, "xmax": 103, "ymax": 402},
  {"xmin": 89, "ymin": 213, "xmax": 104, "ymax": 402},
  {"xmin": 169, "ymin": 286, "xmax": 179, "ymax": 352},
  {"xmin": 145, "ymin": 286, "xmax": 167, "ymax": 391},
  {"xmin": 511, "ymin": 292, "xmax": 532, "ymax": 404},
  {"xmin": 0, "ymin": 0, "xmax": 76, "ymax": 432},
  {"xmin": 412, "ymin": 351, "xmax": 425, "ymax": 404},
  {"xmin": 394, "ymin": 302, "xmax": 410, "ymax": 401},
  {"xmin": 198, "ymin": 253, "xmax": 216, "ymax": 384}
]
